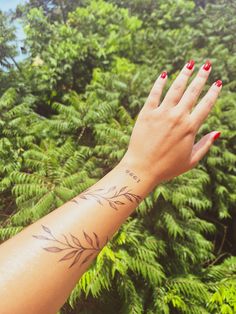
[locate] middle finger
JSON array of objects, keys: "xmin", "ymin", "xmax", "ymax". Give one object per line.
[{"xmin": 177, "ymin": 60, "xmax": 212, "ymax": 112}]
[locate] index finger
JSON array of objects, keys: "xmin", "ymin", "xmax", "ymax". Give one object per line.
[{"xmin": 190, "ymin": 80, "xmax": 222, "ymax": 131}]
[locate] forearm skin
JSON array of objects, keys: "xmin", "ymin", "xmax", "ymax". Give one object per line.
[{"xmin": 0, "ymin": 160, "xmax": 155, "ymax": 314}]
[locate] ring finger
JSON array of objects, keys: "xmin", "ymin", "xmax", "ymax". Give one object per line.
[{"xmin": 190, "ymin": 80, "xmax": 222, "ymax": 131}]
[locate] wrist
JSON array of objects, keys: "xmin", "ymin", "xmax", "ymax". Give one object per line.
[{"xmin": 117, "ymin": 153, "xmax": 158, "ymax": 190}]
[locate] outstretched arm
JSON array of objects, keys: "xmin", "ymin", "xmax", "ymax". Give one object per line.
[{"xmin": 0, "ymin": 60, "xmax": 222, "ymax": 314}]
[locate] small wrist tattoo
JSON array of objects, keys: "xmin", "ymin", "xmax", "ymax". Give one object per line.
[{"xmin": 125, "ymin": 169, "xmax": 141, "ymax": 183}]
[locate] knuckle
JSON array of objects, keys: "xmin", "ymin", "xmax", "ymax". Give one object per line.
[
  {"xmin": 150, "ymin": 81, "xmax": 163, "ymax": 94},
  {"xmin": 172, "ymin": 82, "xmax": 183, "ymax": 92},
  {"xmin": 151, "ymin": 89, "xmax": 161, "ymax": 98},
  {"xmin": 204, "ymin": 97, "xmax": 214, "ymax": 109},
  {"xmin": 146, "ymin": 94, "xmax": 156, "ymax": 106},
  {"xmin": 168, "ymin": 95, "xmax": 180, "ymax": 104},
  {"xmin": 169, "ymin": 109, "xmax": 184, "ymax": 123},
  {"xmin": 186, "ymin": 122, "xmax": 195, "ymax": 135},
  {"xmin": 198, "ymin": 71, "xmax": 208, "ymax": 79},
  {"xmin": 210, "ymin": 87, "xmax": 220, "ymax": 98},
  {"xmin": 188, "ymin": 85, "xmax": 201, "ymax": 98}
]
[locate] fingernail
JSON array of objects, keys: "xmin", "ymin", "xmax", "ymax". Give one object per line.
[
  {"xmin": 186, "ymin": 59, "xmax": 195, "ymax": 70},
  {"xmin": 213, "ymin": 131, "xmax": 221, "ymax": 141},
  {"xmin": 161, "ymin": 71, "xmax": 167, "ymax": 79},
  {"xmin": 214, "ymin": 80, "xmax": 222, "ymax": 87},
  {"xmin": 203, "ymin": 60, "xmax": 211, "ymax": 71}
]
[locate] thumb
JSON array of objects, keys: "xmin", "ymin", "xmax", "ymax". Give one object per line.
[{"xmin": 190, "ymin": 131, "xmax": 221, "ymax": 167}]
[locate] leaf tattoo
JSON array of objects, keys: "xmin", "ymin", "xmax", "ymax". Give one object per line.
[
  {"xmin": 71, "ymin": 185, "xmax": 142, "ymax": 210},
  {"xmin": 70, "ymin": 251, "xmax": 83, "ymax": 268},
  {"xmin": 81, "ymin": 252, "xmax": 94, "ymax": 265},
  {"xmin": 93, "ymin": 232, "xmax": 100, "ymax": 248},
  {"xmin": 32, "ymin": 225, "xmax": 102, "ymax": 269},
  {"xmin": 83, "ymin": 231, "xmax": 93, "ymax": 246},
  {"xmin": 42, "ymin": 225, "xmax": 52, "ymax": 234},
  {"xmin": 70, "ymin": 234, "xmax": 82, "ymax": 247},
  {"xmin": 59, "ymin": 250, "xmax": 78, "ymax": 261},
  {"xmin": 44, "ymin": 247, "xmax": 63, "ymax": 252}
]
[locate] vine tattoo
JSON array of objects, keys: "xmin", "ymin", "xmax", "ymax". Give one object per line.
[
  {"xmin": 71, "ymin": 185, "xmax": 142, "ymax": 210},
  {"xmin": 33, "ymin": 225, "xmax": 103, "ymax": 269}
]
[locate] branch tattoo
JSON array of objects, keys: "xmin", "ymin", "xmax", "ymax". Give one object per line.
[
  {"xmin": 33, "ymin": 225, "xmax": 104, "ymax": 269},
  {"xmin": 33, "ymin": 183, "xmax": 141, "ymax": 267},
  {"xmin": 71, "ymin": 185, "xmax": 142, "ymax": 210}
]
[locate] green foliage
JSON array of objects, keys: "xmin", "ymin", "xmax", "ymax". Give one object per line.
[
  {"xmin": 1, "ymin": 0, "xmax": 236, "ymax": 313},
  {"xmin": 0, "ymin": 11, "xmax": 17, "ymax": 70}
]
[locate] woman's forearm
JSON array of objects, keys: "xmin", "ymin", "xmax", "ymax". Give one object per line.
[{"xmin": 0, "ymin": 158, "xmax": 155, "ymax": 314}]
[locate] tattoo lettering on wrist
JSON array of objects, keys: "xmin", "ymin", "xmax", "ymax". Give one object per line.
[
  {"xmin": 71, "ymin": 186, "xmax": 142, "ymax": 210},
  {"xmin": 33, "ymin": 225, "xmax": 106, "ymax": 269},
  {"xmin": 125, "ymin": 169, "xmax": 141, "ymax": 183}
]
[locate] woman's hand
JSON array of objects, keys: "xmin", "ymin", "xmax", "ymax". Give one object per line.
[
  {"xmin": 0, "ymin": 59, "xmax": 223, "ymax": 314},
  {"xmin": 121, "ymin": 60, "xmax": 222, "ymax": 185}
]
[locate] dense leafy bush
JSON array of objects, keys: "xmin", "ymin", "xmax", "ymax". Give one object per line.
[{"xmin": 0, "ymin": 0, "xmax": 235, "ymax": 313}]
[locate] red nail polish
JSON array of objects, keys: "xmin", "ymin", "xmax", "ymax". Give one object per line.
[
  {"xmin": 161, "ymin": 71, "xmax": 167, "ymax": 79},
  {"xmin": 215, "ymin": 80, "xmax": 222, "ymax": 87},
  {"xmin": 203, "ymin": 60, "xmax": 211, "ymax": 71},
  {"xmin": 186, "ymin": 60, "xmax": 195, "ymax": 70},
  {"xmin": 213, "ymin": 131, "xmax": 221, "ymax": 141}
]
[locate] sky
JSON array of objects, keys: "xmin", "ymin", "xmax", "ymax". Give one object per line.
[
  {"xmin": 0, "ymin": 0, "xmax": 27, "ymax": 12},
  {"xmin": 0, "ymin": 0, "xmax": 28, "ymax": 63}
]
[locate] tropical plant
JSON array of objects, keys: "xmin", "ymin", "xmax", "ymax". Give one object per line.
[{"xmin": 0, "ymin": 0, "xmax": 235, "ymax": 313}]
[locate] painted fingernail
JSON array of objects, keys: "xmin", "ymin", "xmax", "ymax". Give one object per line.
[
  {"xmin": 214, "ymin": 80, "xmax": 222, "ymax": 87},
  {"xmin": 186, "ymin": 59, "xmax": 195, "ymax": 70},
  {"xmin": 213, "ymin": 131, "xmax": 221, "ymax": 141},
  {"xmin": 161, "ymin": 71, "xmax": 167, "ymax": 79},
  {"xmin": 203, "ymin": 60, "xmax": 211, "ymax": 71}
]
